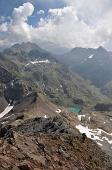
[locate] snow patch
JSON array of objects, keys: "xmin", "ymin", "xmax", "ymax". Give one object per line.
[
  {"xmin": 76, "ymin": 125, "xmax": 103, "ymax": 141},
  {"xmin": 97, "ymin": 142, "xmax": 103, "ymax": 146},
  {"xmin": 44, "ymin": 115, "xmax": 47, "ymax": 119},
  {"xmin": 76, "ymin": 124, "xmax": 112, "ymax": 145},
  {"xmin": 0, "ymin": 104, "xmax": 13, "ymax": 119},
  {"xmin": 77, "ymin": 115, "xmax": 85, "ymax": 121},
  {"xmin": 88, "ymin": 116, "xmax": 91, "ymax": 121},
  {"xmin": 102, "ymin": 137, "xmax": 112, "ymax": 144},
  {"xmin": 88, "ymin": 54, "xmax": 94, "ymax": 59},
  {"xmin": 97, "ymin": 128, "xmax": 112, "ymax": 136},
  {"xmin": 60, "ymin": 84, "xmax": 63, "ymax": 88},
  {"xmin": 55, "ymin": 109, "xmax": 61, "ymax": 114},
  {"xmin": 1, "ymin": 121, "xmax": 9, "ymax": 125},
  {"xmin": 26, "ymin": 59, "xmax": 50, "ymax": 66}
]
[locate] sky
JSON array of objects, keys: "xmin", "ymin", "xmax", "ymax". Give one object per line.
[{"xmin": 0, "ymin": 0, "xmax": 112, "ymax": 50}]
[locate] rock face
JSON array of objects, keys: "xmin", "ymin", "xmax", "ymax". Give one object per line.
[
  {"xmin": 0, "ymin": 117, "xmax": 112, "ymax": 170},
  {"xmin": 0, "ymin": 53, "xmax": 37, "ymax": 113},
  {"xmin": 0, "ymin": 56, "xmax": 16, "ymax": 111},
  {"xmin": 0, "ymin": 66, "xmax": 13, "ymax": 84},
  {"xmin": 94, "ymin": 103, "xmax": 112, "ymax": 111},
  {"xmin": 15, "ymin": 117, "xmax": 78, "ymax": 135},
  {"xmin": 0, "ymin": 96, "xmax": 8, "ymax": 112},
  {"xmin": 0, "ymin": 92, "xmax": 37, "ymax": 126},
  {"xmin": 4, "ymin": 80, "xmax": 26, "ymax": 103},
  {"xmin": 13, "ymin": 92, "xmax": 37, "ymax": 113}
]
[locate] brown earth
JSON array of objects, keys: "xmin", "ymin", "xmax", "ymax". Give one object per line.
[{"xmin": 0, "ymin": 117, "xmax": 112, "ymax": 170}]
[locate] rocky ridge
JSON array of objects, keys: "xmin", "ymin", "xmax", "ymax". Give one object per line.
[{"xmin": 0, "ymin": 117, "xmax": 112, "ymax": 170}]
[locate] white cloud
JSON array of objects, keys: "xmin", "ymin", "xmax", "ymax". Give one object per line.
[
  {"xmin": 37, "ymin": 10, "xmax": 45, "ymax": 15},
  {"xmin": 12, "ymin": 2, "xmax": 34, "ymax": 23},
  {"xmin": 33, "ymin": 6, "xmax": 103, "ymax": 48},
  {"xmin": 35, "ymin": 0, "xmax": 112, "ymax": 49},
  {"xmin": 0, "ymin": 1, "xmax": 112, "ymax": 49},
  {"xmin": 0, "ymin": 23, "xmax": 8, "ymax": 32},
  {"xmin": 0, "ymin": 16, "xmax": 5, "ymax": 23},
  {"xmin": 0, "ymin": 2, "xmax": 34, "ymax": 48}
]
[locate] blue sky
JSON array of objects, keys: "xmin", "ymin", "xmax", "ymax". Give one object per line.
[
  {"xmin": 0, "ymin": 0, "xmax": 112, "ymax": 50},
  {"xmin": 0, "ymin": 0, "xmax": 66, "ymax": 25}
]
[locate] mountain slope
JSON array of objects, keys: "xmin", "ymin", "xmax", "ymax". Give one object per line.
[
  {"xmin": 0, "ymin": 52, "xmax": 37, "ymax": 115},
  {"xmin": 102, "ymin": 81, "xmax": 112, "ymax": 98},
  {"xmin": 0, "ymin": 54, "xmax": 18, "ymax": 112},
  {"xmin": 3, "ymin": 43, "xmax": 110, "ymax": 105},
  {"xmin": 56, "ymin": 46, "xmax": 112, "ymax": 87},
  {"xmin": 4, "ymin": 42, "xmax": 57, "ymax": 63}
]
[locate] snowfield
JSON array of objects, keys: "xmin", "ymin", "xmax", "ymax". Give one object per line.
[{"xmin": 76, "ymin": 124, "xmax": 112, "ymax": 147}]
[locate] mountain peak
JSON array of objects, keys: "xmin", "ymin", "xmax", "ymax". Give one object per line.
[
  {"xmin": 11, "ymin": 42, "xmax": 43, "ymax": 53},
  {"xmin": 4, "ymin": 42, "xmax": 49, "ymax": 55},
  {"xmin": 96, "ymin": 46, "xmax": 107, "ymax": 53}
]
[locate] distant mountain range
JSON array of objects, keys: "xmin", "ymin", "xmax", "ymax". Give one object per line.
[
  {"xmin": 35, "ymin": 39, "xmax": 70, "ymax": 55},
  {"xmin": 56, "ymin": 46, "xmax": 112, "ymax": 87},
  {"xmin": 0, "ymin": 42, "xmax": 109, "ymax": 109},
  {"xmin": 1, "ymin": 40, "xmax": 70, "ymax": 55}
]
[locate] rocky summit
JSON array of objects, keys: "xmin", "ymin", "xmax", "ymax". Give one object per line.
[{"xmin": 0, "ymin": 117, "xmax": 112, "ymax": 170}]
